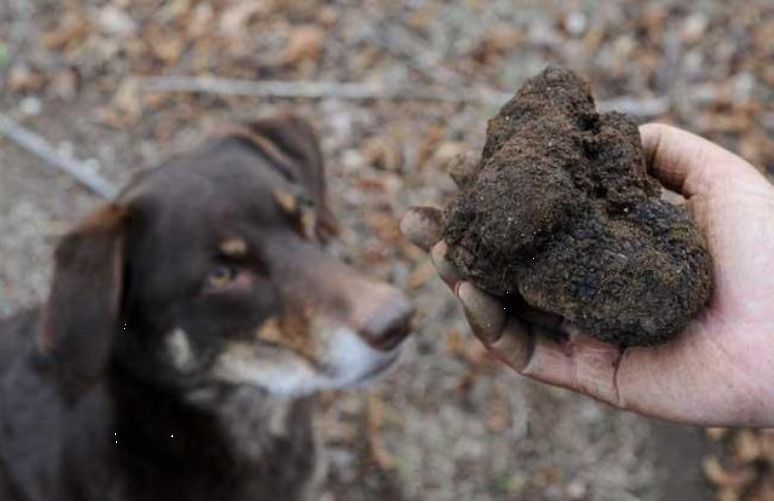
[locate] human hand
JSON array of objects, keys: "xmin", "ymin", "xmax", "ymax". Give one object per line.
[{"xmin": 402, "ymin": 123, "xmax": 774, "ymax": 427}]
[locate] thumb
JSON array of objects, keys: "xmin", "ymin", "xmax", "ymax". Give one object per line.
[{"xmin": 639, "ymin": 123, "xmax": 761, "ymax": 198}]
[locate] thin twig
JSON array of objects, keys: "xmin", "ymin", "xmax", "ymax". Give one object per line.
[
  {"xmin": 0, "ymin": 288, "xmax": 10, "ymax": 319},
  {"xmin": 143, "ymin": 76, "xmax": 478, "ymax": 103},
  {"xmin": 596, "ymin": 95, "xmax": 672, "ymax": 117},
  {"xmin": 0, "ymin": 113, "xmax": 118, "ymax": 200},
  {"xmin": 142, "ymin": 76, "xmax": 671, "ymax": 117}
]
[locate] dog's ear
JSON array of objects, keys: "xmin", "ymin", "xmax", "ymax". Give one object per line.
[
  {"xmin": 38, "ymin": 204, "xmax": 127, "ymax": 387},
  {"xmin": 227, "ymin": 113, "xmax": 339, "ymax": 238}
]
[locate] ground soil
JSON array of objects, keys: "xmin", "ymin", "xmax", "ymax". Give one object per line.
[
  {"xmin": 2, "ymin": 0, "xmax": 773, "ymax": 499},
  {"xmin": 444, "ymin": 67, "xmax": 713, "ymax": 346}
]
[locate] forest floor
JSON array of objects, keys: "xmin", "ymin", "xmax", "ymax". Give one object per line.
[{"xmin": 1, "ymin": 1, "xmax": 773, "ymax": 499}]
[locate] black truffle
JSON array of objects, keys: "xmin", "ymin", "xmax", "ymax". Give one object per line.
[{"xmin": 443, "ymin": 67, "xmax": 713, "ymax": 347}]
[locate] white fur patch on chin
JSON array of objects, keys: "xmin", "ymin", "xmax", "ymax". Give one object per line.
[
  {"xmin": 212, "ymin": 327, "xmax": 399, "ymax": 398},
  {"xmin": 166, "ymin": 328, "xmax": 196, "ymax": 371}
]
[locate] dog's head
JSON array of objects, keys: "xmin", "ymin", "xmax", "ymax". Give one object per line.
[{"xmin": 38, "ymin": 114, "xmax": 413, "ymax": 399}]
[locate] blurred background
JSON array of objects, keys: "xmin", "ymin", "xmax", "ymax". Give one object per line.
[{"xmin": 1, "ymin": 0, "xmax": 773, "ymax": 499}]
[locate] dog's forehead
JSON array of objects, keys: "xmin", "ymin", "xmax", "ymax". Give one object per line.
[
  {"xmin": 135, "ymin": 141, "xmax": 299, "ymax": 226},
  {"xmin": 177, "ymin": 140, "xmax": 290, "ymax": 192}
]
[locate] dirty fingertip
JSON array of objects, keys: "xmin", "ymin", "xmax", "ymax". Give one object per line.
[
  {"xmin": 457, "ymin": 282, "xmax": 506, "ymax": 343},
  {"xmin": 489, "ymin": 318, "xmax": 534, "ymax": 371},
  {"xmin": 431, "ymin": 241, "xmax": 462, "ymax": 287},
  {"xmin": 400, "ymin": 206, "xmax": 444, "ymax": 252}
]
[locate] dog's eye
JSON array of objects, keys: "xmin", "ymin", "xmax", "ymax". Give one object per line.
[{"xmin": 208, "ymin": 265, "xmax": 236, "ymax": 288}]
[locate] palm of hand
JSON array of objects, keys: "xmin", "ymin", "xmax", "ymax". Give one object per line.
[{"xmin": 618, "ymin": 154, "xmax": 774, "ymax": 426}]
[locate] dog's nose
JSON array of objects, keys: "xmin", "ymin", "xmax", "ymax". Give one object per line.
[{"xmin": 360, "ymin": 293, "xmax": 414, "ymax": 351}]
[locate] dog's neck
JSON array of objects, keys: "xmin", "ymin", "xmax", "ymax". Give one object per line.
[{"xmin": 107, "ymin": 364, "xmax": 320, "ymax": 498}]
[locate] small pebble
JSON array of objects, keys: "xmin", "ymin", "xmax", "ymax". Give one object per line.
[
  {"xmin": 564, "ymin": 11, "xmax": 587, "ymax": 36},
  {"xmin": 20, "ymin": 97, "xmax": 41, "ymax": 116}
]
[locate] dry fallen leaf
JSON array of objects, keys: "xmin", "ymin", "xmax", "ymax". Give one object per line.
[
  {"xmin": 219, "ymin": 0, "xmax": 274, "ymax": 34},
  {"xmin": 734, "ymin": 430, "xmax": 762, "ymax": 463},
  {"xmin": 484, "ymin": 381, "xmax": 511, "ymax": 433},
  {"xmin": 95, "ymin": 5, "xmax": 137, "ymax": 37},
  {"xmin": 148, "ymin": 30, "xmax": 185, "ymax": 64},
  {"xmin": 408, "ymin": 261, "xmax": 436, "ymax": 290},
  {"xmin": 362, "ymin": 137, "xmax": 404, "ymax": 172},
  {"xmin": 42, "ymin": 12, "xmax": 91, "ymax": 51},
  {"xmin": 702, "ymin": 455, "xmax": 756, "ymax": 488},
  {"xmin": 364, "ymin": 211, "xmax": 401, "ymax": 243},
  {"xmin": 7, "ymin": 63, "xmax": 46, "ymax": 93},
  {"xmin": 705, "ymin": 427, "xmax": 729, "ymax": 441},
  {"xmin": 432, "ymin": 141, "xmax": 465, "ymax": 169},
  {"xmin": 366, "ymin": 394, "xmax": 396, "ymax": 470},
  {"xmin": 283, "ymin": 25, "xmax": 325, "ymax": 65},
  {"xmin": 49, "ymin": 69, "xmax": 79, "ymax": 100},
  {"xmin": 470, "ymin": 23, "xmax": 524, "ymax": 65},
  {"xmin": 113, "ymin": 77, "xmax": 141, "ymax": 118}
]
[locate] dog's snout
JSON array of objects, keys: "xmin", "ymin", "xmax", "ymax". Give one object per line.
[
  {"xmin": 271, "ymin": 238, "xmax": 414, "ymax": 351},
  {"xmin": 358, "ymin": 292, "xmax": 413, "ymax": 351}
]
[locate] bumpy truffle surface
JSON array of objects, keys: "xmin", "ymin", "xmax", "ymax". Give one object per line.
[{"xmin": 443, "ymin": 67, "xmax": 713, "ymax": 347}]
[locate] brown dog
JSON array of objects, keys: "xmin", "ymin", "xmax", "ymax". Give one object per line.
[{"xmin": 0, "ymin": 114, "xmax": 413, "ymax": 499}]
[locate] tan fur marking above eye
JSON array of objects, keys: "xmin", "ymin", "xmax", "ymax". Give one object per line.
[
  {"xmin": 272, "ymin": 189, "xmax": 319, "ymax": 240},
  {"xmin": 300, "ymin": 209, "xmax": 318, "ymax": 240},
  {"xmin": 272, "ymin": 189, "xmax": 299, "ymax": 216},
  {"xmin": 220, "ymin": 237, "xmax": 248, "ymax": 257}
]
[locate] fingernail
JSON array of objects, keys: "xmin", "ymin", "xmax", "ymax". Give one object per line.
[
  {"xmin": 488, "ymin": 318, "xmax": 534, "ymax": 371},
  {"xmin": 457, "ymin": 282, "xmax": 506, "ymax": 343},
  {"xmin": 431, "ymin": 242, "xmax": 462, "ymax": 287}
]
